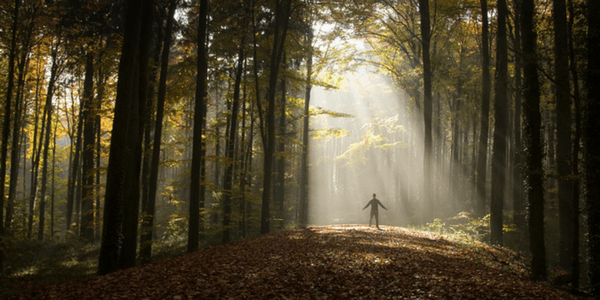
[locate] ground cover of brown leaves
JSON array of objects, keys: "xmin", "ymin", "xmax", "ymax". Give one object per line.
[{"xmin": 18, "ymin": 225, "xmax": 580, "ymax": 299}]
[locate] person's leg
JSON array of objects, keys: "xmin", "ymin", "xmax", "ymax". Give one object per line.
[
  {"xmin": 369, "ymin": 211, "xmax": 374, "ymax": 226},
  {"xmin": 375, "ymin": 212, "xmax": 379, "ymax": 228}
]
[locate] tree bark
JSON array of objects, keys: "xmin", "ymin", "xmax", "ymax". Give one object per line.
[
  {"xmin": 419, "ymin": 0, "xmax": 433, "ymax": 223},
  {"xmin": 475, "ymin": 0, "xmax": 491, "ymax": 217},
  {"xmin": 299, "ymin": 25, "xmax": 312, "ymax": 228},
  {"xmin": 490, "ymin": 0, "xmax": 508, "ymax": 246},
  {"xmin": 585, "ymin": 0, "xmax": 600, "ymax": 295},
  {"xmin": 261, "ymin": 0, "xmax": 292, "ymax": 234},
  {"xmin": 0, "ymin": 0, "xmax": 20, "ymax": 270},
  {"xmin": 522, "ymin": 0, "xmax": 547, "ymax": 281},
  {"xmin": 80, "ymin": 53, "xmax": 96, "ymax": 242},
  {"xmin": 512, "ymin": 0, "xmax": 524, "ymax": 228},
  {"xmin": 553, "ymin": 0, "xmax": 574, "ymax": 273},
  {"xmin": 189, "ymin": 0, "xmax": 208, "ymax": 253},
  {"xmin": 223, "ymin": 37, "xmax": 245, "ymax": 243},
  {"xmin": 98, "ymin": 0, "xmax": 145, "ymax": 275}
]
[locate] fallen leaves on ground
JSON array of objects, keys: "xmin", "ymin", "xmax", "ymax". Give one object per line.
[{"xmin": 17, "ymin": 225, "xmax": 580, "ymax": 299}]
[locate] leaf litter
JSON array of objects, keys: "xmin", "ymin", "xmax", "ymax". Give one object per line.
[{"xmin": 17, "ymin": 225, "xmax": 581, "ymax": 299}]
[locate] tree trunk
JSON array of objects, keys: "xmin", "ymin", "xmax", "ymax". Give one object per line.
[
  {"xmin": 223, "ymin": 36, "xmax": 245, "ymax": 243},
  {"xmin": 419, "ymin": 0, "xmax": 433, "ymax": 222},
  {"xmin": 80, "ymin": 53, "xmax": 96, "ymax": 242},
  {"xmin": 553, "ymin": 0, "xmax": 574, "ymax": 273},
  {"xmin": 490, "ymin": 0, "xmax": 509, "ymax": 246},
  {"xmin": 261, "ymin": 0, "xmax": 292, "ymax": 234},
  {"xmin": 189, "ymin": 0, "xmax": 208, "ymax": 253},
  {"xmin": 585, "ymin": 0, "xmax": 600, "ymax": 296},
  {"xmin": 275, "ymin": 73, "xmax": 287, "ymax": 230},
  {"xmin": 522, "ymin": 0, "xmax": 547, "ymax": 281},
  {"xmin": 512, "ymin": 0, "xmax": 524, "ymax": 228},
  {"xmin": 568, "ymin": 0, "xmax": 581, "ymax": 289},
  {"xmin": 0, "ymin": 0, "xmax": 20, "ymax": 269},
  {"xmin": 98, "ymin": 0, "xmax": 145, "ymax": 275},
  {"xmin": 37, "ymin": 39, "xmax": 60, "ymax": 241},
  {"xmin": 67, "ymin": 97, "xmax": 85, "ymax": 232},
  {"xmin": 476, "ymin": 0, "xmax": 491, "ymax": 217},
  {"xmin": 298, "ymin": 26, "xmax": 312, "ymax": 228}
]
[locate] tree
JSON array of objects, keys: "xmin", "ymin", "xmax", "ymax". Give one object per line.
[
  {"xmin": 553, "ymin": 0, "xmax": 574, "ymax": 273},
  {"xmin": 585, "ymin": 0, "xmax": 600, "ymax": 295},
  {"xmin": 298, "ymin": 25, "xmax": 312, "ymax": 228},
  {"xmin": 475, "ymin": 0, "xmax": 491, "ymax": 217},
  {"xmin": 522, "ymin": 0, "xmax": 547, "ymax": 281},
  {"xmin": 261, "ymin": 0, "xmax": 293, "ymax": 234},
  {"xmin": 189, "ymin": 0, "xmax": 208, "ymax": 253},
  {"xmin": 98, "ymin": 0, "xmax": 147, "ymax": 275},
  {"xmin": 223, "ymin": 12, "xmax": 246, "ymax": 244},
  {"xmin": 418, "ymin": 0, "xmax": 433, "ymax": 223},
  {"xmin": 80, "ymin": 53, "xmax": 95, "ymax": 242},
  {"xmin": 0, "ymin": 0, "xmax": 20, "ymax": 270},
  {"xmin": 490, "ymin": 0, "xmax": 509, "ymax": 246}
]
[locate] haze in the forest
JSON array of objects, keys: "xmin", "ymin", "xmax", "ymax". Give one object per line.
[{"xmin": 309, "ymin": 63, "xmax": 422, "ymax": 226}]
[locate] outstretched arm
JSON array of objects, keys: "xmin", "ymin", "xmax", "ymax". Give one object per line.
[
  {"xmin": 379, "ymin": 201, "xmax": 388, "ymax": 210},
  {"xmin": 362, "ymin": 201, "xmax": 370, "ymax": 210}
]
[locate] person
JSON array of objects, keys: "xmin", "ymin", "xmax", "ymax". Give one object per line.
[{"xmin": 362, "ymin": 193, "xmax": 388, "ymax": 229}]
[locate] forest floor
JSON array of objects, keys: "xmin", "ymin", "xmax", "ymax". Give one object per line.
[{"xmin": 5, "ymin": 224, "xmax": 586, "ymax": 299}]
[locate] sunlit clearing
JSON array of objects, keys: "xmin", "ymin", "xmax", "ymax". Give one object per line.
[{"xmin": 308, "ymin": 62, "xmax": 475, "ymax": 227}]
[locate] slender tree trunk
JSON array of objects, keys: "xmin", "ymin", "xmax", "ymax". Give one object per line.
[
  {"xmin": 298, "ymin": 26, "xmax": 312, "ymax": 228},
  {"xmin": 140, "ymin": 0, "xmax": 168, "ymax": 263},
  {"xmin": 0, "ymin": 0, "xmax": 20, "ymax": 269},
  {"xmin": 553, "ymin": 0, "xmax": 574, "ymax": 273},
  {"xmin": 568, "ymin": 0, "xmax": 581, "ymax": 289},
  {"xmin": 223, "ymin": 37, "xmax": 245, "ymax": 243},
  {"xmin": 98, "ymin": 0, "xmax": 145, "ymax": 275},
  {"xmin": 419, "ymin": 0, "xmax": 433, "ymax": 222},
  {"xmin": 512, "ymin": 0, "xmax": 524, "ymax": 228},
  {"xmin": 81, "ymin": 53, "xmax": 96, "ymax": 242},
  {"xmin": 275, "ymin": 73, "xmax": 287, "ymax": 230},
  {"xmin": 189, "ymin": 0, "xmax": 208, "ymax": 253},
  {"xmin": 261, "ymin": 0, "xmax": 292, "ymax": 234},
  {"xmin": 585, "ymin": 0, "xmax": 600, "ymax": 296},
  {"xmin": 37, "ymin": 40, "xmax": 60, "ymax": 240},
  {"xmin": 490, "ymin": 0, "xmax": 509, "ymax": 246},
  {"xmin": 476, "ymin": 0, "xmax": 491, "ymax": 217},
  {"xmin": 51, "ymin": 119, "xmax": 57, "ymax": 237},
  {"xmin": 67, "ymin": 99, "xmax": 85, "ymax": 232},
  {"xmin": 522, "ymin": 0, "xmax": 547, "ymax": 281}
]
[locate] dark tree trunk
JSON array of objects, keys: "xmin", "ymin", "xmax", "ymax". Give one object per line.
[
  {"xmin": 66, "ymin": 97, "xmax": 85, "ymax": 232},
  {"xmin": 0, "ymin": 0, "xmax": 20, "ymax": 269},
  {"xmin": 189, "ymin": 0, "xmax": 208, "ymax": 253},
  {"xmin": 119, "ymin": 0, "xmax": 153, "ymax": 270},
  {"xmin": 568, "ymin": 0, "xmax": 581, "ymax": 289},
  {"xmin": 261, "ymin": 0, "xmax": 292, "ymax": 234},
  {"xmin": 522, "ymin": 0, "xmax": 547, "ymax": 281},
  {"xmin": 223, "ymin": 37, "xmax": 245, "ymax": 243},
  {"xmin": 140, "ymin": 0, "xmax": 172, "ymax": 263},
  {"xmin": 38, "ymin": 40, "xmax": 60, "ymax": 241},
  {"xmin": 419, "ymin": 0, "xmax": 433, "ymax": 222},
  {"xmin": 298, "ymin": 26, "xmax": 312, "ymax": 228},
  {"xmin": 98, "ymin": 0, "xmax": 145, "ymax": 275},
  {"xmin": 490, "ymin": 0, "xmax": 509, "ymax": 246},
  {"xmin": 275, "ymin": 73, "xmax": 287, "ymax": 230},
  {"xmin": 553, "ymin": 0, "xmax": 574, "ymax": 273},
  {"xmin": 512, "ymin": 0, "xmax": 524, "ymax": 228},
  {"xmin": 476, "ymin": 0, "xmax": 491, "ymax": 217},
  {"xmin": 80, "ymin": 54, "xmax": 96, "ymax": 242},
  {"xmin": 585, "ymin": 0, "xmax": 600, "ymax": 296}
]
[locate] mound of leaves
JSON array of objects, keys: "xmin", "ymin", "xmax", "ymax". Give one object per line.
[{"xmin": 18, "ymin": 225, "xmax": 579, "ymax": 299}]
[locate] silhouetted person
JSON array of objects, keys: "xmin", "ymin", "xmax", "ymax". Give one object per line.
[{"xmin": 362, "ymin": 193, "xmax": 388, "ymax": 229}]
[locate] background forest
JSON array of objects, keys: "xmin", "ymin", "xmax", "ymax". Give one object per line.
[{"xmin": 0, "ymin": 0, "xmax": 599, "ymax": 297}]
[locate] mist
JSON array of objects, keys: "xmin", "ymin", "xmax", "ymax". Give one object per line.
[{"xmin": 308, "ymin": 63, "xmax": 467, "ymax": 227}]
